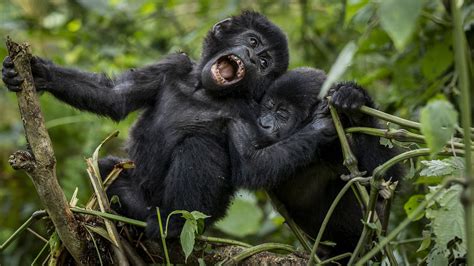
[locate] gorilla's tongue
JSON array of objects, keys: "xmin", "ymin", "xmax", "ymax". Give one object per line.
[{"xmin": 218, "ymin": 60, "xmax": 235, "ymax": 80}]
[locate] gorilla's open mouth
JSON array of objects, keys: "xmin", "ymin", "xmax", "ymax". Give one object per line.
[{"xmin": 211, "ymin": 55, "xmax": 245, "ymax": 86}]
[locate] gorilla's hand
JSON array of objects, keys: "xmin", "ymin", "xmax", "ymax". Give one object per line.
[
  {"xmin": 308, "ymin": 112, "xmax": 337, "ymax": 143},
  {"xmin": 329, "ymin": 81, "xmax": 374, "ymax": 112},
  {"xmin": 2, "ymin": 56, "xmax": 23, "ymax": 92},
  {"xmin": 2, "ymin": 56, "xmax": 52, "ymax": 92}
]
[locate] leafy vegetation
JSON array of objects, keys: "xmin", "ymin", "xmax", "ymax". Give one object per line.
[{"xmin": 0, "ymin": 0, "xmax": 473, "ymax": 264}]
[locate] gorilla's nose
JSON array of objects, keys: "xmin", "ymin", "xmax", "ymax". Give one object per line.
[
  {"xmin": 258, "ymin": 115, "xmax": 273, "ymax": 129},
  {"xmin": 246, "ymin": 48, "xmax": 257, "ymax": 66}
]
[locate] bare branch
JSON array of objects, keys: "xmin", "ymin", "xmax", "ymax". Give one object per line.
[{"xmin": 5, "ymin": 37, "xmax": 87, "ymax": 264}]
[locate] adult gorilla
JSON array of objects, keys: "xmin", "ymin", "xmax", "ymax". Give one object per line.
[{"xmin": 2, "ymin": 11, "xmax": 291, "ymax": 238}]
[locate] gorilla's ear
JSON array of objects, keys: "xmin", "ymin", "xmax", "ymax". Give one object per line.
[{"xmin": 212, "ymin": 18, "xmax": 233, "ymax": 36}]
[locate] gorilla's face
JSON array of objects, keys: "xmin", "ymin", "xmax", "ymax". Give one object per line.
[
  {"xmin": 199, "ymin": 11, "xmax": 288, "ymax": 99},
  {"xmin": 257, "ymin": 95, "xmax": 302, "ymax": 142}
]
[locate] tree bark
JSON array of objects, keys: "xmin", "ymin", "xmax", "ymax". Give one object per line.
[{"xmin": 6, "ymin": 37, "xmax": 87, "ymax": 264}]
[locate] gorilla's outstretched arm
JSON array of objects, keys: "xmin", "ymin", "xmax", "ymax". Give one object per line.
[{"xmin": 2, "ymin": 53, "xmax": 193, "ymax": 121}]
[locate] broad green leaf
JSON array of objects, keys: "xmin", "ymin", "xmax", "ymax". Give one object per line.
[
  {"xmin": 420, "ymin": 160, "xmax": 455, "ymax": 177},
  {"xmin": 404, "ymin": 195, "xmax": 425, "ymax": 221},
  {"xmin": 319, "ymin": 42, "xmax": 358, "ymax": 98},
  {"xmin": 345, "ymin": 0, "xmax": 370, "ymax": 25},
  {"xmin": 425, "ymin": 185, "xmax": 466, "ymax": 257},
  {"xmin": 180, "ymin": 219, "xmax": 197, "ymax": 262},
  {"xmin": 420, "ymin": 100, "xmax": 458, "ymax": 155},
  {"xmin": 215, "ymin": 197, "xmax": 263, "ymax": 237},
  {"xmin": 379, "ymin": 0, "xmax": 423, "ymax": 50},
  {"xmin": 421, "ymin": 42, "xmax": 453, "ymax": 80},
  {"xmin": 427, "ymin": 247, "xmax": 449, "ymax": 266},
  {"xmin": 420, "ymin": 158, "xmax": 464, "ymax": 177}
]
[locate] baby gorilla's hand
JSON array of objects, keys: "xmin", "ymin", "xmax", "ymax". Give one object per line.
[
  {"xmin": 329, "ymin": 81, "xmax": 373, "ymax": 112},
  {"xmin": 309, "ymin": 114, "xmax": 337, "ymax": 143}
]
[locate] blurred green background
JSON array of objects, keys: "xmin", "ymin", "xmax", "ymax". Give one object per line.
[{"xmin": 0, "ymin": 0, "xmax": 471, "ymax": 264}]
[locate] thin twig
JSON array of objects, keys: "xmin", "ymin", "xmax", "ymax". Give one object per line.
[
  {"xmin": 224, "ymin": 243, "xmax": 296, "ymax": 265},
  {"xmin": 0, "ymin": 210, "xmax": 47, "ymax": 251},
  {"xmin": 266, "ymin": 191, "xmax": 320, "ymax": 262}
]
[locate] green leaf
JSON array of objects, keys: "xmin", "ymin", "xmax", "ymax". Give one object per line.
[
  {"xmin": 319, "ymin": 41, "xmax": 358, "ymax": 98},
  {"xmin": 190, "ymin": 211, "xmax": 210, "ymax": 220},
  {"xmin": 425, "ymin": 185, "xmax": 466, "ymax": 257},
  {"xmin": 417, "ymin": 232, "xmax": 431, "ymax": 252},
  {"xmin": 215, "ymin": 197, "xmax": 263, "ymax": 237},
  {"xmin": 180, "ymin": 219, "xmax": 197, "ymax": 262},
  {"xmin": 427, "ymin": 247, "xmax": 449, "ymax": 266},
  {"xmin": 421, "ymin": 42, "xmax": 453, "ymax": 80},
  {"xmin": 379, "ymin": 0, "xmax": 424, "ymax": 50},
  {"xmin": 404, "ymin": 195, "xmax": 425, "ymax": 221},
  {"xmin": 345, "ymin": 0, "xmax": 370, "ymax": 25},
  {"xmin": 420, "ymin": 160, "xmax": 455, "ymax": 177},
  {"xmin": 84, "ymin": 225, "xmax": 114, "ymax": 244},
  {"xmin": 420, "ymin": 157, "xmax": 464, "ymax": 177},
  {"xmin": 420, "ymin": 100, "xmax": 458, "ymax": 155}
]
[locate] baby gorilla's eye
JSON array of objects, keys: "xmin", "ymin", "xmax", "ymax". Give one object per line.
[
  {"xmin": 276, "ymin": 108, "xmax": 289, "ymax": 119},
  {"xmin": 259, "ymin": 58, "xmax": 268, "ymax": 69},
  {"xmin": 249, "ymin": 37, "xmax": 258, "ymax": 48}
]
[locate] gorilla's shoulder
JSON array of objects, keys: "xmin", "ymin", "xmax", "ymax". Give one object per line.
[{"xmin": 160, "ymin": 52, "xmax": 195, "ymax": 78}]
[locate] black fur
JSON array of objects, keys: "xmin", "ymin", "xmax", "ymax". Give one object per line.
[
  {"xmin": 2, "ymin": 11, "xmax": 290, "ymax": 239},
  {"xmin": 229, "ymin": 68, "xmax": 403, "ymax": 258}
]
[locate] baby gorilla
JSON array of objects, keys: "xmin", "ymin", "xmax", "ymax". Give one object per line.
[{"xmin": 229, "ymin": 67, "xmax": 402, "ymax": 258}]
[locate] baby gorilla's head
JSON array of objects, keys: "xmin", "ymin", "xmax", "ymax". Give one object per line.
[{"xmin": 258, "ymin": 67, "xmax": 326, "ymax": 141}]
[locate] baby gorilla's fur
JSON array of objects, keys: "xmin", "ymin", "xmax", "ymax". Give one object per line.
[{"xmin": 230, "ymin": 67, "xmax": 402, "ymax": 258}]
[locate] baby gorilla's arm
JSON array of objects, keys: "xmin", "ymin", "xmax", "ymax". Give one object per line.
[{"xmin": 228, "ymin": 116, "xmax": 336, "ymax": 189}]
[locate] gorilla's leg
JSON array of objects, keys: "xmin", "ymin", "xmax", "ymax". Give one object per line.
[
  {"xmin": 144, "ymin": 137, "xmax": 234, "ymax": 239},
  {"xmin": 99, "ymin": 156, "xmax": 149, "ymax": 221}
]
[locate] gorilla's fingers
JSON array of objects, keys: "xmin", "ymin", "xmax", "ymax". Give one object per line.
[
  {"xmin": 4, "ymin": 76, "xmax": 24, "ymax": 86},
  {"xmin": 3, "ymin": 56, "xmax": 13, "ymax": 67},
  {"xmin": 7, "ymin": 85, "xmax": 21, "ymax": 92},
  {"xmin": 3, "ymin": 68, "xmax": 18, "ymax": 78}
]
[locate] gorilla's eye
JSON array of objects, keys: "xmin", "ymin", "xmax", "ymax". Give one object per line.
[
  {"xmin": 276, "ymin": 109, "xmax": 289, "ymax": 119},
  {"xmin": 249, "ymin": 37, "xmax": 258, "ymax": 48},
  {"xmin": 259, "ymin": 58, "xmax": 268, "ymax": 69}
]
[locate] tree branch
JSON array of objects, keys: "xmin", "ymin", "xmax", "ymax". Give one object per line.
[{"xmin": 5, "ymin": 37, "xmax": 87, "ymax": 264}]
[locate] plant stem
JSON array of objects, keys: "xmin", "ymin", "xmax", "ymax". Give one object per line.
[
  {"xmin": 0, "ymin": 210, "xmax": 47, "ymax": 251},
  {"xmin": 328, "ymin": 102, "xmax": 363, "ymax": 176},
  {"xmin": 356, "ymin": 177, "xmax": 461, "ymax": 265},
  {"xmin": 71, "ymin": 207, "xmax": 147, "ymax": 227},
  {"xmin": 31, "ymin": 240, "xmax": 50, "ymax": 265},
  {"xmin": 348, "ymin": 182, "xmax": 379, "ymax": 264},
  {"xmin": 156, "ymin": 208, "xmax": 171, "ymax": 266},
  {"xmin": 196, "ymin": 235, "xmax": 252, "ymax": 248},
  {"xmin": 266, "ymin": 191, "xmax": 320, "ymax": 262},
  {"xmin": 224, "ymin": 243, "xmax": 295, "ymax": 265},
  {"xmin": 307, "ymin": 177, "xmax": 369, "ymax": 266},
  {"xmin": 359, "ymin": 106, "xmax": 421, "ymax": 130},
  {"xmin": 346, "ymin": 127, "xmax": 471, "ymax": 149},
  {"xmin": 451, "ymin": 1, "xmax": 474, "ymax": 265},
  {"xmin": 319, "ymin": 252, "xmax": 352, "ymax": 265}
]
